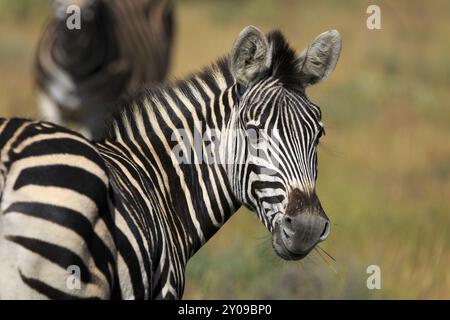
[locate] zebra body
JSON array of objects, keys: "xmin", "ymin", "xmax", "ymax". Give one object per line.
[
  {"xmin": 35, "ymin": 0, "xmax": 173, "ymax": 140},
  {"xmin": 0, "ymin": 27, "xmax": 341, "ymax": 299}
]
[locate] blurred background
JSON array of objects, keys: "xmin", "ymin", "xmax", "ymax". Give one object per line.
[{"xmin": 0, "ymin": 0, "xmax": 449, "ymax": 299}]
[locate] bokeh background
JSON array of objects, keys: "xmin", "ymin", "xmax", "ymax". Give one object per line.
[{"xmin": 0, "ymin": 0, "xmax": 449, "ymax": 299}]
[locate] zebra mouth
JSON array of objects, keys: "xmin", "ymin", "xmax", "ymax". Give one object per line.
[{"xmin": 272, "ymin": 222, "xmax": 309, "ymax": 261}]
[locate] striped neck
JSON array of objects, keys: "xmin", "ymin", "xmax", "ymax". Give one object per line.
[{"xmin": 104, "ymin": 58, "xmax": 242, "ymax": 258}]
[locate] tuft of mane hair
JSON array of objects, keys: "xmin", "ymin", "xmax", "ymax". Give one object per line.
[{"xmin": 266, "ymin": 30, "xmax": 303, "ymax": 89}]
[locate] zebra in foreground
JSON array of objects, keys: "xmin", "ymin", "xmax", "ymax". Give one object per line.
[
  {"xmin": 0, "ymin": 26, "xmax": 341, "ymax": 299},
  {"xmin": 35, "ymin": 0, "xmax": 173, "ymax": 140}
]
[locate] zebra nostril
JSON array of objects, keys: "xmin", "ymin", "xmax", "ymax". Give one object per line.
[
  {"xmin": 319, "ymin": 221, "xmax": 330, "ymax": 241},
  {"xmin": 284, "ymin": 216, "xmax": 292, "ymax": 225}
]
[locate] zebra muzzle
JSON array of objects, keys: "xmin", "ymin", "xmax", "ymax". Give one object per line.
[{"xmin": 272, "ymin": 189, "xmax": 330, "ymax": 260}]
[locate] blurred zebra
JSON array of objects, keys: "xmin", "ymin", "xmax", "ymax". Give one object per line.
[
  {"xmin": 35, "ymin": 0, "xmax": 174, "ymax": 140},
  {"xmin": 0, "ymin": 26, "xmax": 341, "ymax": 299}
]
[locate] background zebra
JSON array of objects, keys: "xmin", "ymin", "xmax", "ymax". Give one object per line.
[
  {"xmin": 0, "ymin": 26, "xmax": 341, "ymax": 299},
  {"xmin": 35, "ymin": 0, "xmax": 174, "ymax": 140}
]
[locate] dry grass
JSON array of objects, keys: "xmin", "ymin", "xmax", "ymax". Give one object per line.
[{"xmin": 0, "ymin": 0, "xmax": 449, "ymax": 299}]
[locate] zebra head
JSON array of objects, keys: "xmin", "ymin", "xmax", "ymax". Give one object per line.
[
  {"xmin": 227, "ymin": 26, "xmax": 341, "ymax": 260},
  {"xmin": 51, "ymin": 0, "xmax": 110, "ymax": 74}
]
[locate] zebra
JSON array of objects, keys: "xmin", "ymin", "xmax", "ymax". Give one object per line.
[
  {"xmin": 35, "ymin": 0, "xmax": 174, "ymax": 140},
  {"xmin": 0, "ymin": 26, "xmax": 341, "ymax": 299}
]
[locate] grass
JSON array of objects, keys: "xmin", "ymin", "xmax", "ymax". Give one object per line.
[{"xmin": 0, "ymin": 0, "xmax": 449, "ymax": 299}]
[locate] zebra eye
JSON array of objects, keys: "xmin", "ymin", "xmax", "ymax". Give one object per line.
[
  {"xmin": 316, "ymin": 127, "xmax": 325, "ymax": 143},
  {"xmin": 236, "ymin": 83, "xmax": 247, "ymax": 97}
]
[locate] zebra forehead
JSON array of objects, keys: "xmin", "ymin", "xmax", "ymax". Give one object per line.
[
  {"xmin": 283, "ymin": 91, "xmax": 323, "ymax": 122},
  {"xmin": 244, "ymin": 84, "xmax": 322, "ymax": 126}
]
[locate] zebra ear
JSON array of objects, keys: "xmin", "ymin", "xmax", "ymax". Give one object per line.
[
  {"xmin": 230, "ymin": 26, "xmax": 271, "ymax": 86},
  {"xmin": 298, "ymin": 30, "xmax": 341, "ymax": 87}
]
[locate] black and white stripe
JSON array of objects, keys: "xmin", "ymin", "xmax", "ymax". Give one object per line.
[
  {"xmin": 35, "ymin": 0, "xmax": 173, "ymax": 140},
  {"xmin": 0, "ymin": 27, "xmax": 341, "ymax": 299},
  {"xmin": 0, "ymin": 119, "xmax": 117, "ymax": 299}
]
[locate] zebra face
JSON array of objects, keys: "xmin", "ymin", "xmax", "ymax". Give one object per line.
[
  {"xmin": 229, "ymin": 26, "xmax": 341, "ymax": 260},
  {"xmin": 52, "ymin": 0, "xmax": 107, "ymax": 71}
]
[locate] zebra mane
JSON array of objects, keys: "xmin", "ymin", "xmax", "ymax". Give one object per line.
[
  {"xmin": 105, "ymin": 30, "xmax": 302, "ymax": 140},
  {"xmin": 104, "ymin": 56, "xmax": 233, "ymax": 140},
  {"xmin": 266, "ymin": 30, "xmax": 304, "ymax": 90}
]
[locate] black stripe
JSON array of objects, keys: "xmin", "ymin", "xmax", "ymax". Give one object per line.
[
  {"xmin": 0, "ymin": 119, "xmax": 26, "ymax": 152},
  {"xmin": 14, "ymin": 165, "xmax": 107, "ymax": 203},
  {"xmin": 17, "ymin": 138, "xmax": 106, "ymax": 171},
  {"xmin": 6, "ymin": 236, "xmax": 91, "ymax": 283},
  {"xmin": 19, "ymin": 269, "xmax": 99, "ymax": 300},
  {"xmin": 113, "ymin": 225, "xmax": 146, "ymax": 299},
  {"xmin": 4, "ymin": 202, "xmax": 114, "ymax": 286}
]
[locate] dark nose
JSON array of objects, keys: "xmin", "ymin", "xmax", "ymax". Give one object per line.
[{"xmin": 280, "ymin": 189, "xmax": 329, "ymax": 254}]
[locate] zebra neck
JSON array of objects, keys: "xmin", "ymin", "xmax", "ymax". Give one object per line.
[{"xmin": 105, "ymin": 58, "xmax": 242, "ymax": 260}]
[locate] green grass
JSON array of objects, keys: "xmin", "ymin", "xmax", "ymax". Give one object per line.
[{"xmin": 0, "ymin": 0, "xmax": 449, "ymax": 299}]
